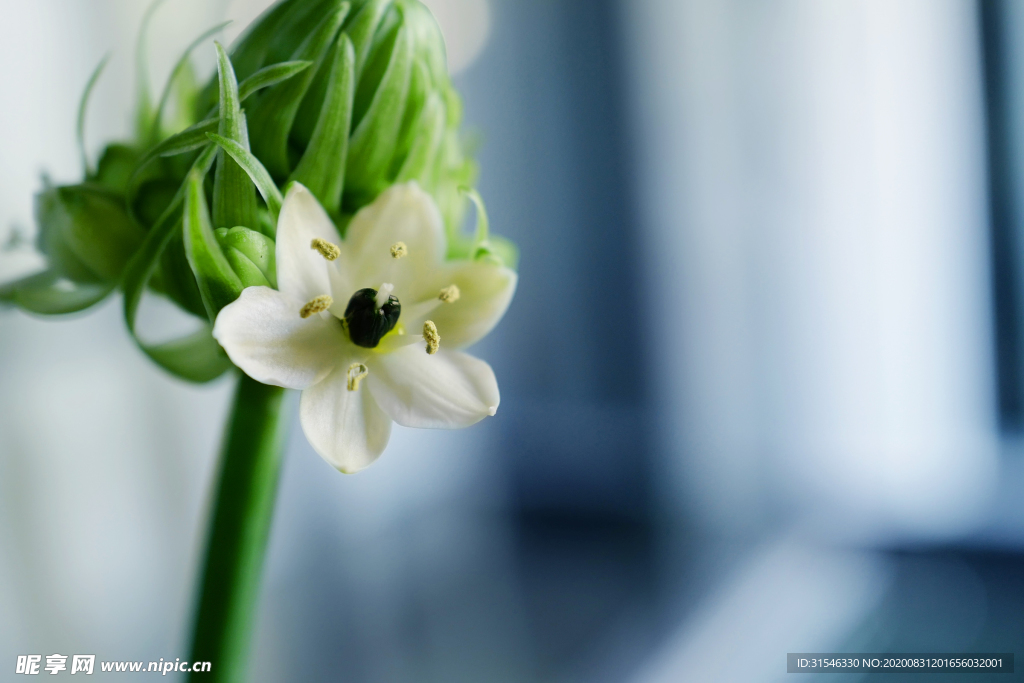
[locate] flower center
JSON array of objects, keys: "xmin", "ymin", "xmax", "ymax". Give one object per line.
[{"xmin": 344, "ymin": 284, "xmax": 401, "ymax": 348}]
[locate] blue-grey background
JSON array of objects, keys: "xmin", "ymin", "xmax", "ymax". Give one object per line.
[{"xmin": 2, "ymin": 1, "xmax": 1024, "ymax": 681}]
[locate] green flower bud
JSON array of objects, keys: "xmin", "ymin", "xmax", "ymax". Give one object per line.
[
  {"xmin": 215, "ymin": 226, "xmax": 277, "ymax": 288},
  {"xmin": 35, "ymin": 182, "xmax": 144, "ymax": 285},
  {"xmin": 217, "ymin": 0, "xmax": 477, "ymax": 242}
]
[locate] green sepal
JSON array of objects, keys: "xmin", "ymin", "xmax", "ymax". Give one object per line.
[
  {"xmin": 345, "ymin": 22, "xmax": 412, "ymax": 204},
  {"xmin": 456, "ymin": 188, "xmax": 519, "ymax": 270},
  {"xmin": 207, "ymin": 133, "xmax": 284, "ymax": 219},
  {"xmin": 0, "ymin": 269, "xmax": 113, "ymax": 315},
  {"xmin": 36, "ymin": 183, "xmax": 144, "ymax": 284},
  {"xmin": 213, "ymin": 42, "xmax": 258, "ymax": 231},
  {"xmin": 474, "ymin": 234, "xmax": 519, "ymax": 271},
  {"xmin": 215, "ymin": 226, "xmax": 277, "ymax": 288},
  {"xmin": 247, "ymin": 2, "xmax": 349, "ymax": 179},
  {"xmin": 122, "ymin": 144, "xmax": 231, "ymax": 382},
  {"xmin": 184, "ymin": 168, "xmax": 244, "ymax": 320},
  {"xmin": 290, "ymin": 35, "xmax": 355, "ymax": 215}
]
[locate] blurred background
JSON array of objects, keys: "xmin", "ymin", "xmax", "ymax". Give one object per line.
[{"xmin": 2, "ymin": 0, "xmax": 1024, "ymax": 680}]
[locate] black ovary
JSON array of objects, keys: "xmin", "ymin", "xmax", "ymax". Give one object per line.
[{"xmin": 344, "ymin": 288, "xmax": 401, "ymax": 348}]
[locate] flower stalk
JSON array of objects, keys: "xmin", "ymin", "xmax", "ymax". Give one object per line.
[{"xmin": 188, "ymin": 374, "xmax": 288, "ymax": 683}]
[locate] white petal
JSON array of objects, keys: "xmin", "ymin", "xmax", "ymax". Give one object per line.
[
  {"xmin": 300, "ymin": 366, "xmax": 392, "ymax": 473},
  {"xmin": 367, "ymin": 346, "xmax": 500, "ymax": 429},
  {"xmin": 340, "ymin": 182, "xmax": 446, "ymax": 295},
  {"xmin": 276, "ymin": 183, "xmax": 348, "ymax": 302},
  {"xmin": 213, "ymin": 286, "xmax": 344, "ymax": 389},
  {"xmin": 416, "ymin": 262, "xmax": 517, "ymax": 348}
]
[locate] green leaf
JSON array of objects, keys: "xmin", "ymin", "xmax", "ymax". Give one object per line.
[
  {"xmin": 135, "ymin": 0, "xmax": 168, "ymax": 142},
  {"xmin": 345, "ymin": 22, "xmax": 412, "ymax": 203},
  {"xmin": 145, "ymin": 328, "xmax": 237, "ymax": 383},
  {"xmin": 0, "ymin": 270, "xmax": 112, "ymax": 315},
  {"xmin": 122, "ymin": 144, "xmax": 230, "ymax": 383},
  {"xmin": 290, "ymin": 35, "xmax": 355, "ymax": 215},
  {"xmin": 157, "ymin": 225, "xmax": 208, "ymax": 319},
  {"xmin": 184, "ymin": 168, "xmax": 244, "ymax": 320},
  {"xmin": 247, "ymin": 2, "xmax": 349, "ymax": 179},
  {"xmin": 207, "ymin": 133, "xmax": 284, "ymax": 220},
  {"xmin": 77, "ymin": 54, "xmax": 110, "ymax": 177},
  {"xmin": 149, "ymin": 20, "xmax": 231, "ymax": 143},
  {"xmin": 213, "ymin": 42, "xmax": 259, "ymax": 231}
]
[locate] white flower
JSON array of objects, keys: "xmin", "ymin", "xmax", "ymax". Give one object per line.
[{"xmin": 213, "ymin": 182, "xmax": 517, "ymax": 473}]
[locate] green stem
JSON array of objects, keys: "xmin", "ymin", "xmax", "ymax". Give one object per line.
[{"xmin": 189, "ymin": 373, "xmax": 288, "ymax": 682}]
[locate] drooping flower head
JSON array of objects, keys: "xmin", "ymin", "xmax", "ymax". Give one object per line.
[{"xmin": 214, "ymin": 182, "xmax": 516, "ymax": 472}]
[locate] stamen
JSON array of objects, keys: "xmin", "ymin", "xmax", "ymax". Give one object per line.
[
  {"xmin": 390, "ymin": 242, "xmax": 408, "ymax": 259},
  {"xmin": 375, "ymin": 283, "xmax": 394, "ymax": 310},
  {"xmin": 423, "ymin": 321, "xmax": 440, "ymax": 354},
  {"xmin": 346, "ymin": 363, "xmax": 368, "ymax": 391},
  {"xmin": 300, "ymin": 295, "xmax": 333, "ymax": 318},
  {"xmin": 310, "ymin": 238, "xmax": 340, "ymax": 261},
  {"xmin": 438, "ymin": 284, "xmax": 460, "ymax": 303}
]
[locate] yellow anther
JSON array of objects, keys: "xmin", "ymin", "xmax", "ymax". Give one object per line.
[
  {"xmin": 423, "ymin": 320, "xmax": 440, "ymax": 355},
  {"xmin": 346, "ymin": 363, "xmax": 368, "ymax": 391},
  {"xmin": 438, "ymin": 284, "xmax": 460, "ymax": 303},
  {"xmin": 311, "ymin": 238, "xmax": 340, "ymax": 261},
  {"xmin": 390, "ymin": 241, "xmax": 408, "ymax": 259},
  {"xmin": 299, "ymin": 295, "xmax": 333, "ymax": 318}
]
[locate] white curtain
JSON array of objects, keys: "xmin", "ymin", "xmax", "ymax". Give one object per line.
[{"xmin": 622, "ymin": 0, "xmax": 999, "ymax": 540}]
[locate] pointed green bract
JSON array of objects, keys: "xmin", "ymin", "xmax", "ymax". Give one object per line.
[
  {"xmin": 207, "ymin": 133, "xmax": 284, "ymax": 219},
  {"xmin": 238, "ymin": 60, "xmax": 313, "ymax": 101},
  {"xmin": 150, "ymin": 21, "xmax": 230, "ymax": 143},
  {"xmin": 213, "ymin": 43, "xmax": 259, "ymax": 231},
  {"xmin": 290, "ymin": 35, "xmax": 355, "ymax": 215},
  {"xmin": 184, "ymin": 169, "xmax": 244, "ymax": 320}
]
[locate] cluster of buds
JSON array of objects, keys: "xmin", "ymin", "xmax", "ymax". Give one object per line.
[{"xmin": 1, "ymin": 0, "xmax": 516, "ymax": 383}]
